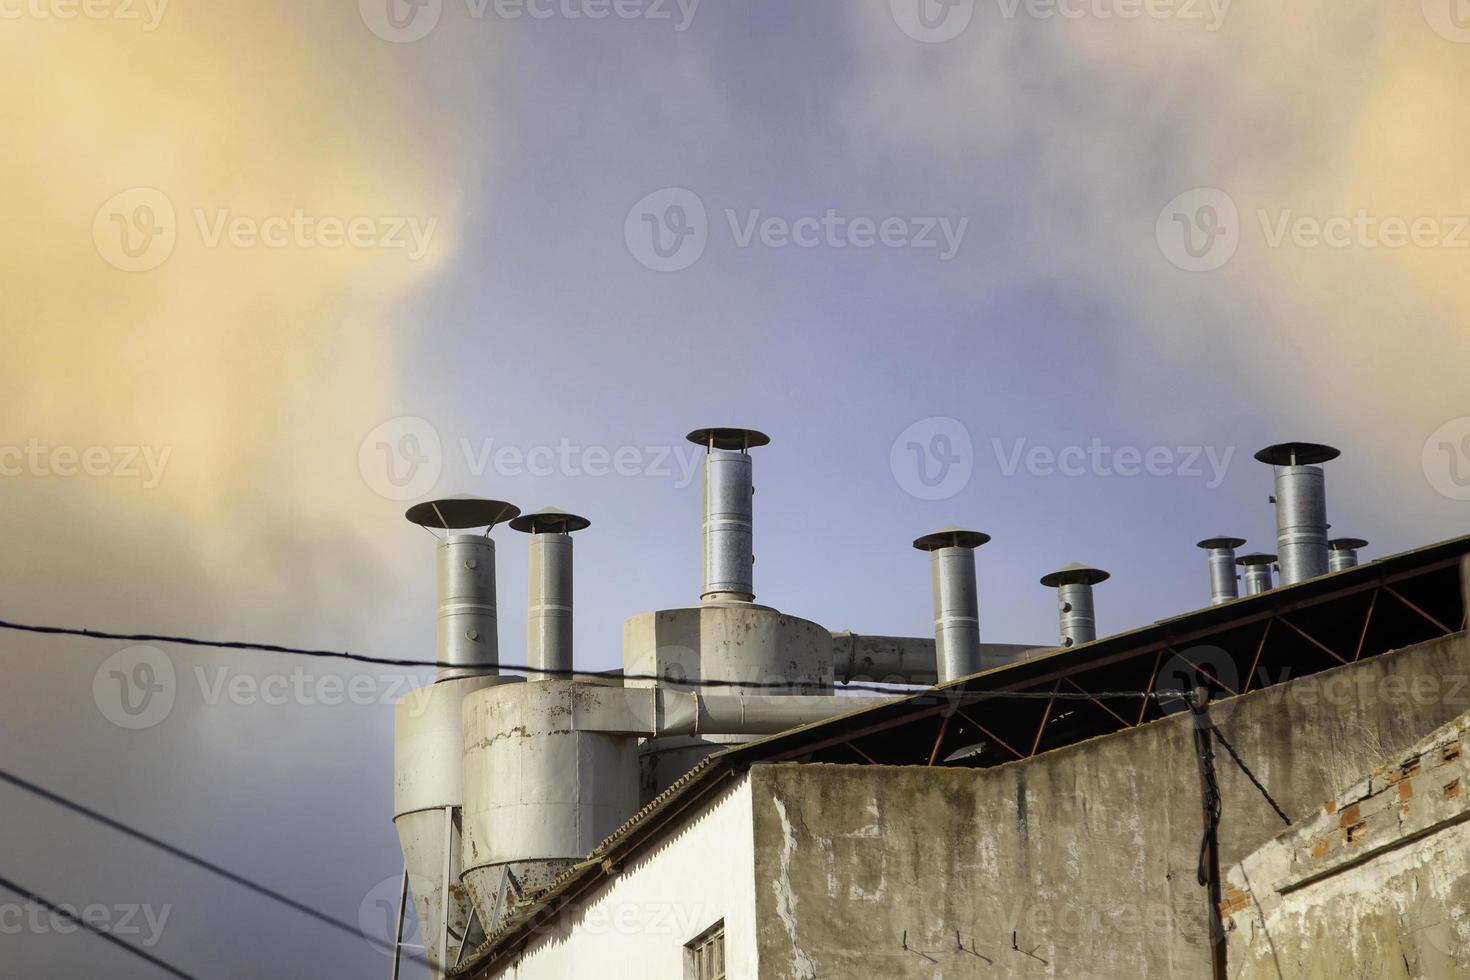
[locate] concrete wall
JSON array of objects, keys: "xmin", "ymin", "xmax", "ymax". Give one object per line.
[
  {"xmin": 748, "ymin": 633, "xmax": 1470, "ymax": 979},
  {"xmin": 1223, "ymin": 709, "xmax": 1470, "ymax": 979},
  {"xmin": 488, "ymin": 776, "xmax": 758, "ymax": 979}
]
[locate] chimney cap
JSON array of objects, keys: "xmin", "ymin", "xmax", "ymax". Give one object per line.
[
  {"xmin": 1236, "ymin": 552, "xmax": 1278, "ymax": 566},
  {"xmin": 685, "ymin": 427, "xmax": 770, "ymax": 451},
  {"xmin": 1041, "ymin": 562, "xmax": 1111, "ymax": 587},
  {"xmin": 405, "ymin": 495, "xmax": 520, "ymax": 530},
  {"xmin": 912, "ymin": 525, "xmax": 991, "ymax": 551},
  {"xmin": 510, "ymin": 506, "xmax": 591, "ymax": 534},
  {"xmin": 1197, "ymin": 536, "xmax": 1248, "ymax": 550},
  {"xmin": 1254, "ymin": 442, "xmax": 1341, "ymax": 466},
  {"xmin": 1329, "ymin": 536, "xmax": 1369, "ymax": 551}
]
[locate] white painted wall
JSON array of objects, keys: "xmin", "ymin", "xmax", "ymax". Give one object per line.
[{"xmin": 491, "ymin": 775, "xmax": 756, "ymax": 979}]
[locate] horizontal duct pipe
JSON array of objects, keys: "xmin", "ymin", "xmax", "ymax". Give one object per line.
[
  {"xmin": 550, "ymin": 684, "xmax": 896, "ymax": 738},
  {"xmin": 830, "ymin": 632, "xmax": 1046, "ymax": 685}
]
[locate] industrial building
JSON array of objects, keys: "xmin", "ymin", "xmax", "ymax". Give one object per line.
[{"xmin": 387, "ymin": 430, "xmax": 1470, "ymax": 979}]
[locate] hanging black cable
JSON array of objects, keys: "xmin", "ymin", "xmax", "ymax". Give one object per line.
[{"xmin": 0, "ymin": 872, "xmax": 199, "ymax": 980}]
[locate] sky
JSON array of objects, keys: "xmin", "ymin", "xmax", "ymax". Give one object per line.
[{"xmin": 2, "ymin": 1, "xmax": 1469, "ymax": 976}]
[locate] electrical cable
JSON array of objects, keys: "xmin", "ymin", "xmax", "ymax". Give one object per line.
[
  {"xmin": 0, "ymin": 615, "xmax": 1172, "ymax": 700},
  {"xmin": 0, "ymin": 767, "xmax": 423, "ymax": 965},
  {"xmin": 0, "ymin": 871, "xmax": 200, "ymax": 980},
  {"xmin": 1211, "ymin": 725, "xmax": 1292, "ymax": 826}
]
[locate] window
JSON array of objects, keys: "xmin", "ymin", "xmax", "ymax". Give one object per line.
[{"xmin": 686, "ymin": 921, "xmax": 726, "ymax": 980}]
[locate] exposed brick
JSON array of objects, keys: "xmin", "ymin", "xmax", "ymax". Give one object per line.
[
  {"xmin": 1446, "ymin": 779, "xmax": 1462, "ymax": 799},
  {"xmin": 1399, "ymin": 780, "xmax": 1415, "ymax": 801},
  {"xmin": 1339, "ymin": 803, "xmax": 1361, "ymax": 828}
]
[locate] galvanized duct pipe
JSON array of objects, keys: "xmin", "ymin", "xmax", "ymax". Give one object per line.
[
  {"xmin": 687, "ymin": 427, "xmax": 769, "ymax": 603},
  {"xmin": 510, "ymin": 507, "xmax": 591, "ymax": 679},
  {"xmin": 406, "ymin": 496, "xmax": 520, "ymax": 680},
  {"xmin": 912, "ymin": 526, "xmax": 991, "ymax": 683},
  {"xmin": 829, "ymin": 631, "xmax": 1043, "ymax": 685},
  {"xmin": 1329, "ymin": 537, "xmax": 1368, "ymax": 572},
  {"xmin": 1256, "ymin": 442, "xmax": 1340, "ymax": 586},
  {"xmin": 1040, "ymin": 563, "xmax": 1110, "ymax": 648},
  {"xmin": 1237, "ymin": 552, "xmax": 1277, "ymax": 596},
  {"xmin": 1196, "ymin": 537, "xmax": 1246, "ymax": 606}
]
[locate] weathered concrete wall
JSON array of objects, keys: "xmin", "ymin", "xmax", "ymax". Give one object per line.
[
  {"xmin": 749, "ymin": 633, "xmax": 1469, "ymax": 979},
  {"xmin": 1223, "ymin": 710, "xmax": 1470, "ymax": 979}
]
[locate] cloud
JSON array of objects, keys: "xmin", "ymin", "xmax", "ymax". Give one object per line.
[{"xmin": 840, "ymin": 3, "xmax": 1470, "ymax": 530}]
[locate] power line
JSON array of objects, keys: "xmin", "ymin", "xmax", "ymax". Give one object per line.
[
  {"xmin": 1211, "ymin": 724, "xmax": 1292, "ymax": 826},
  {"xmin": 0, "ymin": 615, "xmax": 1171, "ymax": 700},
  {"xmin": 0, "ymin": 767, "xmax": 426, "ymax": 967},
  {"xmin": 0, "ymin": 871, "xmax": 199, "ymax": 980}
]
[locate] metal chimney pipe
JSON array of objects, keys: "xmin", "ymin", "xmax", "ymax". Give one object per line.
[
  {"xmin": 686, "ymin": 427, "xmax": 770, "ymax": 603},
  {"xmin": 1040, "ymin": 564, "xmax": 1111, "ymax": 648},
  {"xmin": 1255, "ymin": 442, "xmax": 1341, "ymax": 586},
  {"xmin": 912, "ymin": 527, "xmax": 991, "ymax": 684},
  {"xmin": 1236, "ymin": 552, "xmax": 1277, "ymax": 596},
  {"xmin": 1196, "ymin": 537, "xmax": 1246, "ymax": 606},
  {"xmin": 406, "ymin": 496, "xmax": 520, "ymax": 681},
  {"xmin": 1329, "ymin": 537, "xmax": 1368, "ymax": 572},
  {"xmin": 510, "ymin": 507, "xmax": 591, "ymax": 679}
]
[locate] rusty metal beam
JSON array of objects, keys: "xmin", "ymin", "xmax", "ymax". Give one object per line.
[
  {"xmin": 1384, "ymin": 584, "xmax": 1455, "ymax": 636},
  {"xmin": 955, "ymin": 707, "xmax": 1025, "ymax": 761},
  {"xmin": 1028, "ymin": 681, "xmax": 1062, "ymax": 758},
  {"xmin": 846, "ymin": 740, "xmax": 879, "ymax": 765},
  {"xmin": 1137, "ymin": 650, "xmax": 1164, "ymax": 727},
  {"xmin": 1277, "ymin": 616, "xmax": 1350, "ymax": 666},
  {"xmin": 1063, "ymin": 677, "xmax": 1131, "ymax": 729},
  {"xmin": 926, "ymin": 707, "xmax": 955, "ymax": 767},
  {"xmin": 1167, "ymin": 646, "xmax": 1239, "ymax": 696},
  {"xmin": 1241, "ymin": 619, "xmax": 1274, "ymax": 694},
  {"xmin": 1353, "ymin": 589, "xmax": 1379, "ymax": 662}
]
